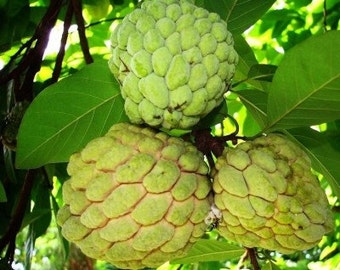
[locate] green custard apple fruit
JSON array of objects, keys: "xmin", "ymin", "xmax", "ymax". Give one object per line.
[
  {"xmin": 212, "ymin": 133, "xmax": 334, "ymax": 254},
  {"xmin": 57, "ymin": 122, "xmax": 212, "ymax": 269},
  {"xmin": 108, "ymin": 0, "xmax": 238, "ymax": 130}
]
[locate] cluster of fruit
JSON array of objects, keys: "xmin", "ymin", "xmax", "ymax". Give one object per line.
[{"xmin": 57, "ymin": 0, "xmax": 333, "ymax": 269}]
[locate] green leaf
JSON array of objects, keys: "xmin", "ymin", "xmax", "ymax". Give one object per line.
[
  {"xmin": 287, "ymin": 127, "xmax": 340, "ymax": 198},
  {"xmin": 262, "ymin": 260, "xmax": 282, "ymax": 270},
  {"xmin": 233, "ymin": 35, "xmax": 258, "ymax": 82},
  {"xmin": 0, "ymin": 0, "xmax": 30, "ymax": 52},
  {"xmin": 171, "ymin": 239, "xmax": 244, "ymax": 264},
  {"xmin": 196, "ymin": 101, "xmax": 228, "ymax": 129},
  {"xmin": 21, "ymin": 209, "xmax": 51, "ymax": 229},
  {"xmin": 32, "ymin": 186, "xmax": 52, "ymax": 236},
  {"xmin": 233, "ymin": 35, "xmax": 269, "ymax": 92},
  {"xmin": 248, "ymin": 64, "xmax": 277, "ymax": 82},
  {"xmin": 0, "ymin": 181, "xmax": 6, "ymax": 202},
  {"xmin": 266, "ymin": 31, "xmax": 340, "ymax": 132},
  {"xmin": 226, "ymin": 0, "xmax": 276, "ymax": 34},
  {"xmin": 196, "ymin": 0, "xmax": 275, "ymax": 34},
  {"xmin": 3, "ymin": 137, "xmax": 17, "ymax": 183},
  {"xmin": 236, "ymin": 89, "xmax": 268, "ymax": 129},
  {"xmin": 83, "ymin": 0, "xmax": 111, "ymax": 23},
  {"xmin": 16, "ymin": 61, "xmax": 128, "ymax": 169}
]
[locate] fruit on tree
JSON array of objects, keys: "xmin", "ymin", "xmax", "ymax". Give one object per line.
[
  {"xmin": 108, "ymin": 0, "xmax": 238, "ymax": 130},
  {"xmin": 212, "ymin": 133, "xmax": 334, "ymax": 254},
  {"xmin": 57, "ymin": 122, "xmax": 212, "ymax": 269}
]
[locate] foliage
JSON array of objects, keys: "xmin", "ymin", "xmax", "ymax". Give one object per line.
[{"xmin": 0, "ymin": 0, "xmax": 340, "ymax": 269}]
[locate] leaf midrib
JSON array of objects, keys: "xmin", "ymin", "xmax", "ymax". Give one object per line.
[
  {"xmin": 266, "ymin": 72, "xmax": 340, "ymax": 132},
  {"xmin": 19, "ymin": 93, "xmax": 120, "ymax": 166}
]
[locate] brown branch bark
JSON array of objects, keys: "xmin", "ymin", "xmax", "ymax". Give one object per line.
[
  {"xmin": 247, "ymin": 248, "xmax": 261, "ymax": 270},
  {"xmin": 71, "ymin": 0, "xmax": 93, "ymax": 64},
  {"xmin": 0, "ymin": 0, "xmax": 64, "ymax": 101},
  {"xmin": 236, "ymin": 248, "xmax": 261, "ymax": 270},
  {"xmin": 17, "ymin": 0, "xmax": 64, "ymax": 101},
  {"xmin": 52, "ymin": 1, "xmax": 74, "ymax": 83},
  {"xmin": 0, "ymin": 37, "xmax": 34, "ymax": 85}
]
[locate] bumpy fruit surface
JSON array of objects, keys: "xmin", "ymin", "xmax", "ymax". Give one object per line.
[
  {"xmin": 212, "ymin": 133, "xmax": 334, "ymax": 254},
  {"xmin": 108, "ymin": 0, "xmax": 238, "ymax": 130},
  {"xmin": 57, "ymin": 123, "xmax": 212, "ymax": 269}
]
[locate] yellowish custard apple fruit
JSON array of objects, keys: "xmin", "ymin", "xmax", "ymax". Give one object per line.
[
  {"xmin": 212, "ymin": 133, "xmax": 334, "ymax": 254},
  {"xmin": 108, "ymin": 0, "xmax": 238, "ymax": 130},
  {"xmin": 57, "ymin": 123, "xmax": 212, "ymax": 269}
]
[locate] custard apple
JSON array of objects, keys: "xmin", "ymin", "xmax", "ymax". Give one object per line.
[
  {"xmin": 212, "ymin": 133, "xmax": 334, "ymax": 254},
  {"xmin": 108, "ymin": 0, "xmax": 238, "ymax": 130},
  {"xmin": 57, "ymin": 122, "xmax": 212, "ymax": 269}
]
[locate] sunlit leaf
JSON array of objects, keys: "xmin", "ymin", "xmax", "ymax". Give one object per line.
[
  {"xmin": 319, "ymin": 243, "xmax": 338, "ymax": 261},
  {"xmin": 242, "ymin": 108, "xmax": 263, "ymax": 136},
  {"xmin": 171, "ymin": 239, "xmax": 244, "ymax": 264},
  {"xmin": 196, "ymin": 101, "xmax": 228, "ymax": 129},
  {"xmin": 266, "ymin": 31, "xmax": 340, "ymax": 132},
  {"xmin": 16, "ymin": 61, "xmax": 128, "ymax": 169},
  {"xmin": 233, "ymin": 35, "xmax": 270, "ymax": 92},
  {"xmin": 83, "ymin": 0, "xmax": 112, "ymax": 23},
  {"xmin": 236, "ymin": 89, "xmax": 268, "ymax": 129},
  {"xmin": 195, "ymin": 0, "xmax": 276, "ymax": 34},
  {"xmin": 233, "ymin": 35, "xmax": 258, "ymax": 82},
  {"xmin": 287, "ymin": 127, "xmax": 340, "ymax": 198},
  {"xmin": 262, "ymin": 260, "xmax": 282, "ymax": 270},
  {"xmin": 259, "ymin": 9, "xmax": 300, "ymax": 35}
]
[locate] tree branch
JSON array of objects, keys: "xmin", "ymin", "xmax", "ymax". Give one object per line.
[
  {"xmin": 0, "ymin": 0, "xmax": 64, "ymax": 101},
  {"xmin": 247, "ymin": 248, "xmax": 261, "ymax": 270},
  {"xmin": 52, "ymin": 1, "xmax": 74, "ymax": 83},
  {"xmin": 71, "ymin": 0, "xmax": 93, "ymax": 64},
  {"xmin": 18, "ymin": 0, "xmax": 64, "ymax": 101}
]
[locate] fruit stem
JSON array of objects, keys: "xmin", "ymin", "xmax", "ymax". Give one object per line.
[
  {"xmin": 236, "ymin": 248, "xmax": 260, "ymax": 270},
  {"xmin": 192, "ymin": 127, "xmax": 248, "ymax": 160},
  {"xmin": 247, "ymin": 248, "xmax": 261, "ymax": 270}
]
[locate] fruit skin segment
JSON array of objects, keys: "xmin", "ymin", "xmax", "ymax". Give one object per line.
[
  {"xmin": 108, "ymin": 0, "xmax": 238, "ymax": 130},
  {"xmin": 57, "ymin": 123, "xmax": 212, "ymax": 269},
  {"xmin": 212, "ymin": 133, "xmax": 334, "ymax": 254}
]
